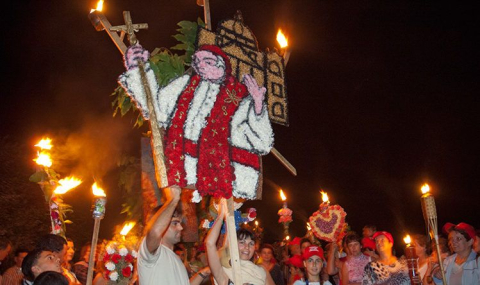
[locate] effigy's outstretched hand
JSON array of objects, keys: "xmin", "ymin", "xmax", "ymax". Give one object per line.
[
  {"xmin": 124, "ymin": 44, "xmax": 150, "ymax": 70},
  {"xmin": 243, "ymin": 74, "xmax": 266, "ymax": 115}
]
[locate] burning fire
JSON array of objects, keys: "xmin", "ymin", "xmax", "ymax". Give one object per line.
[
  {"xmin": 35, "ymin": 138, "xmax": 52, "ymax": 150},
  {"xmin": 91, "ymin": 0, "xmax": 104, "ymax": 12},
  {"xmin": 92, "ymin": 183, "xmax": 106, "ymax": 197},
  {"xmin": 421, "ymin": 183, "xmax": 430, "ymax": 194},
  {"xmin": 255, "ymin": 221, "xmax": 259, "ymax": 227},
  {"xmin": 403, "ymin": 234, "xmax": 411, "ymax": 245},
  {"xmin": 54, "ymin": 177, "xmax": 82, "ymax": 194},
  {"xmin": 34, "ymin": 152, "xmax": 52, "ymax": 168},
  {"xmin": 285, "ymin": 235, "xmax": 290, "ymax": 241},
  {"xmin": 321, "ymin": 191, "xmax": 329, "ymax": 203},
  {"xmin": 306, "ymin": 222, "xmax": 311, "ymax": 231},
  {"xmin": 120, "ymin": 222, "xmax": 136, "ymax": 236},
  {"xmin": 276, "ymin": 29, "xmax": 288, "ymax": 48},
  {"xmin": 279, "ymin": 189, "xmax": 287, "ymax": 201}
]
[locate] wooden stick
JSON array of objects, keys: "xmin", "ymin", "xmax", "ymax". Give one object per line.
[
  {"xmin": 271, "ymin": 147, "xmax": 297, "ymax": 176},
  {"xmin": 225, "ymin": 198, "xmax": 243, "ymax": 285},
  {"xmin": 203, "ymin": 0, "xmax": 212, "ymax": 30},
  {"xmin": 86, "ymin": 218, "xmax": 101, "ymax": 285}
]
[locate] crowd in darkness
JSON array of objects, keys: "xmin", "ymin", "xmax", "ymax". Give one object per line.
[{"xmin": 1, "ymin": 187, "xmax": 479, "ymax": 285}]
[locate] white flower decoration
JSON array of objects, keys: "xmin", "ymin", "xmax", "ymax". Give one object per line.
[
  {"xmin": 191, "ymin": 190, "xmax": 202, "ymax": 203},
  {"xmin": 119, "ymin": 247, "xmax": 128, "ymax": 256},
  {"xmin": 105, "ymin": 261, "xmax": 116, "ymax": 271},
  {"xmin": 106, "ymin": 245, "xmax": 115, "ymax": 255},
  {"xmin": 128, "ymin": 264, "xmax": 133, "ymax": 270},
  {"xmin": 131, "ymin": 250, "xmax": 138, "ymax": 258},
  {"xmin": 109, "ymin": 271, "xmax": 119, "ymax": 281}
]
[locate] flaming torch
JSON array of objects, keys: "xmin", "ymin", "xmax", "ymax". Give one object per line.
[
  {"xmin": 276, "ymin": 29, "xmax": 291, "ymax": 66},
  {"xmin": 404, "ymin": 235, "xmax": 421, "ymax": 285},
  {"xmin": 320, "ymin": 191, "xmax": 330, "ymax": 212},
  {"xmin": 420, "ymin": 183, "xmax": 446, "ymax": 284},
  {"xmin": 278, "ymin": 190, "xmax": 292, "ymax": 238},
  {"xmin": 86, "ymin": 183, "xmax": 107, "ymax": 285}
]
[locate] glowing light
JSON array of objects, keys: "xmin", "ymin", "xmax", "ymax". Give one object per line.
[
  {"xmin": 90, "ymin": 0, "xmax": 104, "ymax": 12},
  {"xmin": 421, "ymin": 183, "xmax": 430, "ymax": 194},
  {"xmin": 306, "ymin": 222, "xmax": 311, "ymax": 231},
  {"xmin": 255, "ymin": 221, "xmax": 259, "ymax": 226},
  {"xmin": 120, "ymin": 222, "xmax": 136, "ymax": 236},
  {"xmin": 276, "ymin": 29, "xmax": 288, "ymax": 48},
  {"xmin": 34, "ymin": 152, "xmax": 52, "ymax": 167},
  {"xmin": 54, "ymin": 177, "xmax": 82, "ymax": 194},
  {"xmin": 285, "ymin": 235, "xmax": 290, "ymax": 241},
  {"xmin": 35, "ymin": 138, "xmax": 52, "ymax": 150},
  {"xmin": 92, "ymin": 183, "xmax": 106, "ymax": 197},
  {"xmin": 280, "ymin": 190, "xmax": 287, "ymax": 201},
  {"xmin": 403, "ymin": 235, "xmax": 411, "ymax": 245},
  {"xmin": 321, "ymin": 191, "xmax": 329, "ymax": 203}
]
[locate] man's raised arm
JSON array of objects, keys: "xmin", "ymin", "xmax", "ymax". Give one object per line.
[{"xmin": 144, "ymin": 185, "xmax": 181, "ymax": 253}]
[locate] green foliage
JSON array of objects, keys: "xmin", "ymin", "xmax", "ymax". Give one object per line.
[
  {"xmin": 110, "ymin": 19, "xmax": 204, "ymax": 127},
  {"xmin": 117, "ymin": 156, "xmax": 142, "ymax": 222}
]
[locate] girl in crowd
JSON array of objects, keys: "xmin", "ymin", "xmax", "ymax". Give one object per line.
[
  {"xmin": 205, "ymin": 200, "xmax": 274, "ymax": 285},
  {"xmin": 257, "ymin": 244, "xmax": 285, "ymax": 285},
  {"xmin": 293, "ymin": 246, "xmax": 332, "ymax": 285},
  {"xmin": 432, "ymin": 222, "xmax": 480, "ymax": 285},
  {"xmin": 362, "ymin": 231, "xmax": 410, "ymax": 285},
  {"xmin": 411, "ymin": 234, "xmax": 431, "ymax": 280},
  {"xmin": 327, "ymin": 233, "xmax": 370, "ymax": 285},
  {"xmin": 422, "ymin": 237, "xmax": 450, "ymax": 285}
]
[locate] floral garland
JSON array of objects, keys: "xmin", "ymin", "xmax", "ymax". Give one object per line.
[
  {"xmin": 277, "ymin": 207, "xmax": 293, "ymax": 224},
  {"xmin": 102, "ymin": 241, "xmax": 138, "ymax": 283}
]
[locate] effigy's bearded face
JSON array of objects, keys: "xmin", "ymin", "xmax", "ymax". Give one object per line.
[{"xmin": 193, "ymin": 50, "xmax": 226, "ymax": 82}]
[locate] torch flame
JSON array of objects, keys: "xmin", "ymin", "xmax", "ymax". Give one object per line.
[
  {"xmin": 255, "ymin": 221, "xmax": 259, "ymax": 226},
  {"xmin": 35, "ymin": 138, "xmax": 52, "ymax": 150},
  {"xmin": 90, "ymin": 0, "xmax": 103, "ymax": 13},
  {"xmin": 307, "ymin": 222, "xmax": 311, "ymax": 231},
  {"xmin": 276, "ymin": 29, "xmax": 288, "ymax": 48},
  {"xmin": 54, "ymin": 177, "xmax": 82, "ymax": 194},
  {"xmin": 34, "ymin": 152, "xmax": 52, "ymax": 167},
  {"xmin": 403, "ymin": 234, "xmax": 411, "ymax": 245},
  {"xmin": 280, "ymin": 190, "xmax": 287, "ymax": 201},
  {"xmin": 321, "ymin": 191, "xmax": 329, "ymax": 203},
  {"xmin": 120, "ymin": 222, "xmax": 136, "ymax": 236},
  {"xmin": 421, "ymin": 183, "xmax": 430, "ymax": 194},
  {"xmin": 286, "ymin": 235, "xmax": 290, "ymax": 241},
  {"xmin": 92, "ymin": 183, "xmax": 106, "ymax": 197}
]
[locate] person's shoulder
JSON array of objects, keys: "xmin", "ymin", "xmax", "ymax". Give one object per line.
[{"xmin": 292, "ymin": 280, "xmax": 306, "ymax": 285}]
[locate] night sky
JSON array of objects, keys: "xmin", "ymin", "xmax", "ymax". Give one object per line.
[{"xmin": 2, "ymin": 0, "xmax": 479, "ymax": 253}]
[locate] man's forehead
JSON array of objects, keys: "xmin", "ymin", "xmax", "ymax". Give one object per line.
[
  {"xmin": 39, "ymin": 251, "xmax": 54, "ymax": 258},
  {"xmin": 195, "ymin": 50, "xmax": 217, "ymax": 60}
]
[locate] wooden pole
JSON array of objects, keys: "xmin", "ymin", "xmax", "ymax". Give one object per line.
[
  {"xmin": 86, "ymin": 218, "xmax": 101, "ymax": 285},
  {"xmin": 270, "ymin": 147, "xmax": 297, "ymax": 176},
  {"xmin": 225, "ymin": 198, "xmax": 243, "ymax": 285}
]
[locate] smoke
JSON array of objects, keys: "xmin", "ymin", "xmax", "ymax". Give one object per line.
[{"xmin": 51, "ymin": 113, "xmax": 140, "ymax": 181}]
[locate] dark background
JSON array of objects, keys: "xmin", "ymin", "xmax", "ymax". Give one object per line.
[{"xmin": 1, "ymin": 0, "xmax": 479, "ymax": 254}]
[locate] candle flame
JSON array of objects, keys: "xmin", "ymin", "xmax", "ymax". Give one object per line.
[
  {"xmin": 276, "ymin": 29, "xmax": 288, "ymax": 48},
  {"xmin": 421, "ymin": 183, "xmax": 430, "ymax": 194},
  {"xmin": 120, "ymin": 222, "xmax": 136, "ymax": 236},
  {"xmin": 35, "ymin": 138, "xmax": 52, "ymax": 150},
  {"xmin": 92, "ymin": 182, "xmax": 106, "ymax": 197},
  {"xmin": 280, "ymin": 190, "xmax": 287, "ymax": 201},
  {"xmin": 255, "ymin": 220, "xmax": 259, "ymax": 226},
  {"xmin": 321, "ymin": 191, "xmax": 329, "ymax": 203},
  {"xmin": 34, "ymin": 152, "xmax": 52, "ymax": 167},
  {"xmin": 403, "ymin": 235, "xmax": 411, "ymax": 245},
  {"xmin": 286, "ymin": 235, "xmax": 290, "ymax": 241},
  {"xmin": 54, "ymin": 177, "xmax": 82, "ymax": 194}
]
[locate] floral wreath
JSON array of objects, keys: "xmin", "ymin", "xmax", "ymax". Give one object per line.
[{"xmin": 102, "ymin": 241, "xmax": 138, "ymax": 283}]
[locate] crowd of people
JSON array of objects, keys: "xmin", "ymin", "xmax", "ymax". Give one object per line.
[{"xmin": 1, "ymin": 187, "xmax": 479, "ymax": 285}]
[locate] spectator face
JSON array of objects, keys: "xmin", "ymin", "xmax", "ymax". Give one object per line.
[
  {"xmin": 474, "ymin": 235, "xmax": 480, "ymax": 254},
  {"xmin": 54, "ymin": 244, "xmax": 68, "ymax": 264},
  {"xmin": 289, "ymin": 244, "xmax": 301, "ymax": 256},
  {"xmin": 260, "ymin": 247, "xmax": 274, "ymax": 263},
  {"xmin": 414, "ymin": 240, "xmax": 427, "ymax": 258},
  {"xmin": 375, "ymin": 235, "xmax": 393, "ymax": 254},
  {"xmin": 163, "ymin": 217, "xmax": 183, "ymax": 247},
  {"xmin": 238, "ymin": 237, "xmax": 255, "ymax": 261},
  {"xmin": 301, "ymin": 241, "xmax": 312, "ymax": 253},
  {"xmin": 65, "ymin": 241, "xmax": 75, "ymax": 262},
  {"xmin": 304, "ymin": 255, "xmax": 322, "ymax": 277},
  {"xmin": 363, "ymin": 227, "xmax": 374, "ymax": 238},
  {"xmin": 32, "ymin": 251, "xmax": 62, "ymax": 278},
  {"xmin": 448, "ymin": 231, "xmax": 473, "ymax": 254},
  {"xmin": 347, "ymin": 241, "xmax": 362, "ymax": 256}
]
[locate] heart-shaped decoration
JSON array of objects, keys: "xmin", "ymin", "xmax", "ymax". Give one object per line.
[{"xmin": 309, "ymin": 204, "xmax": 347, "ymax": 242}]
